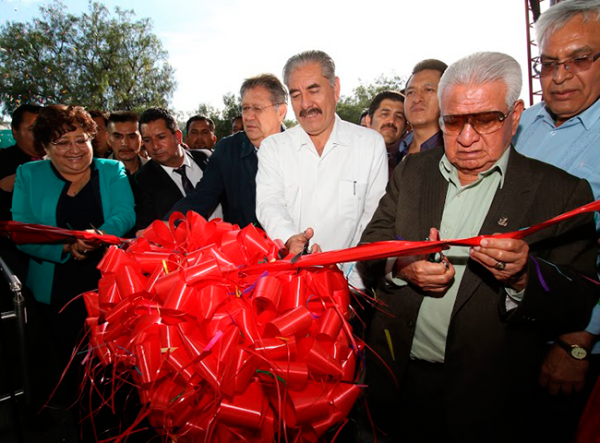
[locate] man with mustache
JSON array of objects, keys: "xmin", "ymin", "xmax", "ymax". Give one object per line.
[
  {"xmin": 256, "ymin": 50, "xmax": 387, "ymax": 289},
  {"xmin": 400, "ymin": 59, "xmax": 447, "ymax": 162},
  {"xmin": 107, "ymin": 111, "xmax": 148, "ymax": 177},
  {"xmin": 514, "ymin": 1, "xmax": 600, "ymax": 440},
  {"xmin": 366, "ymin": 90, "xmax": 407, "ymax": 177},
  {"xmin": 184, "ymin": 115, "xmax": 217, "ymax": 151}
]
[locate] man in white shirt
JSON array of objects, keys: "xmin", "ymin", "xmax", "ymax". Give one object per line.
[{"xmin": 256, "ymin": 50, "xmax": 388, "ymax": 288}]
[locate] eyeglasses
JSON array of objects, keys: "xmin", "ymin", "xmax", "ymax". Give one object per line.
[
  {"xmin": 241, "ymin": 103, "xmax": 281, "ymax": 115},
  {"xmin": 440, "ymin": 104, "xmax": 515, "ymax": 136},
  {"xmin": 534, "ymin": 51, "xmax": 600, "ymax": 77},
  {"xmin": 49, "ymin": 136, "xmax": 91, "ymax": 151}
]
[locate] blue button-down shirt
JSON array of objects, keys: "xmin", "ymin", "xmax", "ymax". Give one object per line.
[{"xmin": 514, "ymin": 98, "xmax": 600, "ymax": 346}]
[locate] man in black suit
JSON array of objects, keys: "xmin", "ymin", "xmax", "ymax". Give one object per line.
[
  {"xmin": 168, "ymin": 74, "xmax": 287, "ymax": 228},
  {"xmin": 357, "ymin": 52, "xmax": 599, "ymax": 443},
  {"xmin": 0, "ymin": 104, "xmax": 42, "ymax": 221},
  {"xmin": 134, "ymin": 107, "xmax": 210, "ymax": 232}
]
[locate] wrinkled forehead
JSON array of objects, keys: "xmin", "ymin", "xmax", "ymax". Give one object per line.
[
  {"xmin": 440, "ymin": 82, "xmax": 508, "ymax": 114},
  {"xmin": 541, "ymin": 15, "xmax": 600, "ymax": 55},
  {"xmin": 242, "ymin": 85, "xmax": 274, "ymax": 104}
]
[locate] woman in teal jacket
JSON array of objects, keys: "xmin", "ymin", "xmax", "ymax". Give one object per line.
[{"xmin": 11, "ymin": 105, "xmax": 135, "ymax": 410}]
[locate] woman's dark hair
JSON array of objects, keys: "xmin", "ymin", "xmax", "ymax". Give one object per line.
[{"xmin": 33, "ymin": 105, "xmax": 97, "ymax": 151}]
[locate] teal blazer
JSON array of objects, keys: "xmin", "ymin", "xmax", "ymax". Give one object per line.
[{"xmin": 11, "ymin": 158, "xmax": 135, "ymax": 304}]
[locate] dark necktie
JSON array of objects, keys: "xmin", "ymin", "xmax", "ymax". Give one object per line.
[{"xmin": 174, "ymin": 165, "xmax": 194, "ymax": 195}]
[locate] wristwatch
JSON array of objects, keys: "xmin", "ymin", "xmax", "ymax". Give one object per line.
[{"xmin": 556, "ymin": 339, "xmax": 590, "ymax": 361}]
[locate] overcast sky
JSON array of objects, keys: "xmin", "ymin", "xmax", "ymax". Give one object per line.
[{"xmin": 1, "ymin": 0, "xmax": 546, "ymax": 119}]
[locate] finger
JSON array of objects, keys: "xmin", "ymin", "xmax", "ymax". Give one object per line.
[
  {"xmin": 469, "ymin": 248, "xmax": 500, "ymax": 270},
  {"xmin": 311, "ymin": 244, "xmax": 322, "ymax": 254},
  {"xmin": 561, "ymin": 383, "xmax": 573, "ymax": 396},
  {"xmin": 429, "ymin": 227, "xmax": 440, "ymax": 242},
  {"xmin": 547, "ymin": 382, "xmax": 561, "ymax": 396},
  {"xmin": 479, "ymin": 237, "xmax": 526, "ymax": 254}
]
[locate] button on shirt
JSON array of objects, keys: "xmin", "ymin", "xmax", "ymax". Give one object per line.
[
  {"xmin": 410, "ymin": 149, "xmax": 509, "ymax": 363},
  {"xmin": 256, "ymin": 115, "xmax": 388, "ymax": 288},
  {"xmin": 515, "ymin": 98, "xmax": 600, "ymax": 349}
]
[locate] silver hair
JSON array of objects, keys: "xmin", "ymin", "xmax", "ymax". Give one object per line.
[
  {"xmin": 240, "ymin": 73, "xmax": 288, "ymax": 106},
  {"xmin": 282, "ymin": 50, "xmax": 336, "ymax": 89},
  {"xmin": 536, "ymin": 0, "xmax": 600, "ymax": 48},
  {"xmin": 438, "ymin": 52, "xmax": 522, "ymax": 110}
]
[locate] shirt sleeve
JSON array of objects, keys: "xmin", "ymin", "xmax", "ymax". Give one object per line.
[
  {"xmin": 99, "ymin": 162, "xmax": 136, "ymax": 237},
  {"xmin": 255, "ymin": 137, "xmax": 298, "ymax": 244}
]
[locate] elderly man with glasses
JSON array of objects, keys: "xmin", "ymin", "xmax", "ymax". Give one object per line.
[
  {"xmin": 356, "ymin": 51, "xmax": 598, "ymax": 443},
  {"xmin": 167, "ymin": 74, "xmax": 287, "ymax": 228},
  {"xmin": 514, "ymin": 1, "xmax": 600, "ymax": 441}
]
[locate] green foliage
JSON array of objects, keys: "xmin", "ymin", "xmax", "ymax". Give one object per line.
[
  {"xmin": 0, "ymin": 0, "xmax": 175, "ymax": 115},
  {"xmin": 337, "ymin": 73, "xmax": 407, "ymax": 124}
]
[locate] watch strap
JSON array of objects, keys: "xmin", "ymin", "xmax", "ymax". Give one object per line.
[{"xmin": 555, "ymin": 338, "xmax": 590, "ymax": 360}]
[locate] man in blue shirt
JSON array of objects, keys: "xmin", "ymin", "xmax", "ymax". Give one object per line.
[
  {"xmin": 399, "ymin": 59, "xmax": 447, "ymax": 163},
  {"xmin": 514, "ymin": 1, "xmax": 600, "ymax": 440}
]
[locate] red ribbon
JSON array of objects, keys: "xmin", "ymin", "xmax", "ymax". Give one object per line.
[
  {"xmin": 82, "ymin": 214, "xmax": 362, "ymax": 442},
  {"xmin": 4, "ymin": 199, "xmax": 600, "ymax": 441}
]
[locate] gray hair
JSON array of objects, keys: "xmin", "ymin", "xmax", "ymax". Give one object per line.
[
  {"xmin": 282, "ymin": 50, "xmax": 336, "ymax": 89},
  {"xmin": 240, "ymin": 73, "xmax": 288, "ymax": 106},
  {"xmin": 438, "ymin": 52, "xmax": 522, "ymax": 110},
  {"xmin": 536, "ymin": 0, "xmax": 600, "ymax": 48}
]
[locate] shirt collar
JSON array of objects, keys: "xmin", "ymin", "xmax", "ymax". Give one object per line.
[
  {"xmin": 296, "ymin": 114, "xmax": 349, "ymax": 151},
  {"xmin": 539, "ymin": 96, "xmax": 600, "ymax": 131},
  {"xmin": 439, "ymin": 144, "xmax": 511, "ymax": 189},
  {"xmin": 399, "ymin": 130, "xmax": 443, "ymax": 156},
  {"xmin": 158, "ymin": 149, "xmax": 190, "ymax": 174}
]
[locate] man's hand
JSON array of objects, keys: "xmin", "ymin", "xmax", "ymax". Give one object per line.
[
  {"xmin": 0, "ymin": 174, "xmax": 16, "ymax": 192},
  {"xmin": 539, "ymin": 331, "xmax": 594, "ymax": 395},
  {"xmin": 285, "ymin": 227, "xmax": 321, "ymax": 255},
  {"xmin": 394, "ymin": 227, "xmax": 455, "ymax": 295},
  {"xmin": 469, "ymin": 237, "xmax": 529, "ymax": 291}
]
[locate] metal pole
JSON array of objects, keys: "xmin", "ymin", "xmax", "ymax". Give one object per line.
[{"xmin": 0, "ymin": 254, "xmax": 30, "ymax": 406}]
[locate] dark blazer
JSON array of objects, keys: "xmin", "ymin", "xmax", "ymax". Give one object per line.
[
  {"xmin": 358, "ymin": 146, "xmax": 599, "ymax": 442},
  {"xmin": 168, "ymin": 131, "xmax": 259, "ymax": 228},
  {"xmin": 133, "ymin": 149, "xmax": 209, "ymax": 231},
  {"xmin": 0, "ymin": 144, "xmax": 34, "ymax": 221}
]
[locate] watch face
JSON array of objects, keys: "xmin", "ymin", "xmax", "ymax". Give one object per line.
[{"xmin": 571, "ymin": 346, "xmax": 588, "ymax": 360}]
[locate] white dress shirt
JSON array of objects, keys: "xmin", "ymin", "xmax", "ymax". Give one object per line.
[
  {"xmin": 256, "ymin": 115, "xmax": 388, "ymax": 288},
  {"xmin": 159, "ymin": 149, "xmax": 223, "ymax": 220}
]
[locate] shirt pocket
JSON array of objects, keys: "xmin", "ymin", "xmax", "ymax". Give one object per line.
[{"xmin": 338, "ymin": 180, "xmax": 367, "ymax": 226}]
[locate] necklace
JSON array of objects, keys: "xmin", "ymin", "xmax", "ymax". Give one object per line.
[{"xmin": 67, "ymin": 170, "xmax": 91, "ymax": 196}]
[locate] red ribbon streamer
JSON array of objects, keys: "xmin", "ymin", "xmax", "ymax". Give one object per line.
[{"xmin": 3, "ymin": 199, "xmax": 600, "ymax": 441}]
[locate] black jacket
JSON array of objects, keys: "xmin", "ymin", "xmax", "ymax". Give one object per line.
[
  {"xmin": 168, "ymin": 132, "xmax": 259, "ymax": 228},
  {"xmin": 133, "ymin": 149, "xmax": 209, "ymax": 231}
]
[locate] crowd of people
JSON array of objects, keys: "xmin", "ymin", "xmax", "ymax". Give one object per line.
[{"xmin": 0, "ymin": 0, "xmax": 599, "ymax": 441}]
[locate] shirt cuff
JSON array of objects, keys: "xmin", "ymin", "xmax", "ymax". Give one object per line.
[
  {"xmin": 584, "ymin": 304, "xmax": 600, "ymax": 336},
  {"xmin": 384, "ymin": 257, "xmax": 409, "ymax": 287}
]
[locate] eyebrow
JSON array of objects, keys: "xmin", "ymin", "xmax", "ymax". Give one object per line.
[{"xmin": 541, "ymin": 45, "xmax": 594, "ymax": 59}]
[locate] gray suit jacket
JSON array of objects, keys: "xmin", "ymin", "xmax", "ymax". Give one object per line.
[{"xmin": 357, "ymin": 146, "xmax": 598, "ymax": 442}]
